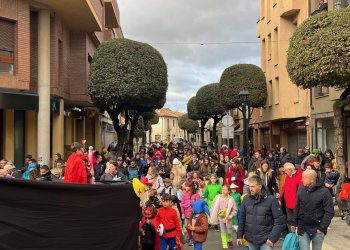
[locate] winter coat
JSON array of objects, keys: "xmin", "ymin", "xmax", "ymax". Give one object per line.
[
  {"xmin": 293, "ymin": 182, "xmax": 334, "ymax": 236},
  {"xmin": 279, "ymin": 152, "xmax": 293, "ymax": 166},
  {"xmin": 237, "ymin": 190, "xmax": 285, "ymax": 245},
  {"xmin": 152, "ymin": 175, "xmax": 165, "ymax": 195},
  {"xmin": 266, "ymin": 156, "xmax": 278, "ymax": 178},
  {"xmin": 203, "ymin": 183, "xmax": 222, "ymax": 208},
  {"xmin": 325, "ymin": 171, "xmax": 340, "ymax": 185},
  {"xmin": 93, "ymin": 163, "xmax": 105, "ymax": 181},
  {"xmin": 139, "ymin": 219, "xmax": 156, "ymax": 244},
  {"xmin": 224, "ymin": 166, "xmax": 245, "ymax": 194},
  {"xmin": 181, "ymin": 191, "xmax": 200, "ymax": 218},
  {"xmin": 280, "ymin": 168, "xmax": 302, "ymax": 209},
  {"xmin": 248, "ymin": 157, "xmax": 263, "ymax": 173},
  {"xmin": 188, "ymin": 212, "xmax": 209, "ymax": 243},
  {"xmin": 187, "ymin": 161, "xmax": 200, "ymax": 173},
  {"xmin": 212, "ymin": 163, "xmax": 226, "ymax": 178},
  {"xmin": 209, "ymin": 195, "xmax": 236, "ymax": 226}
]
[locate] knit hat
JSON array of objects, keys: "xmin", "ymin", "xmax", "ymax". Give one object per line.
[
  {"xmin": 192, "ymin": 200, "xmax": 210, "ymax": 216},
  {"xmin": 172, "ymin": 158, "xmax": 181, "ymax": 165},
  {"xmin": 312, "ymin": 148, "xmax": 320, "ymax": 154}
]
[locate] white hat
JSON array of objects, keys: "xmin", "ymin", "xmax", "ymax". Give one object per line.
[
  {"xmin": 230, "ymin": 183, "xmax": 239, "ymax": 189},
  {"xmin": 173, "ymin": 158, "xmax": 181, "ymax": 165}
]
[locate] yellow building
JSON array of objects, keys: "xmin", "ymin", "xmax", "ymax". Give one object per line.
[
  {"xmin": 253, "ymin": 0, "xmax": 311, "ymax": 154},
  {"xmin": 151, "ymin": 108, "xmax": 185, "ymax": 143}
]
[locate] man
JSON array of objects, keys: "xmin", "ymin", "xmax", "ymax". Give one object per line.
[
  {"xmin": 279, "ymin": 162, "xmax": 302, "ymax": 231},
  {"xmin": 100, "ymin": 163, "xmax": 117, "ymax": 181},
  {"xmin": 157, "ymin": 159, "xmax": 171, "ymax": 179},
  {"xmin": 93, "ymin": 155, "xmax": 105, "ymax": 181},
  {"xmin": 294, "ymin": 148, "xmax": 305, "ymax": 169},
  {"xmin": 292, "ymin": 169, "xmax": 334, "ymax": 250},
  {"xmin": 248, "ymin": 150, "xmax": 263, "ymax": 173},
  {"xmin": 237, "ymin": 176, "xmax": 285, "ymax": 249},
  {"xmin": 279, "ymin": 147, "xmax": 293, "ymax": 166},
  {"xmin": 64, "ymin": 142, "xmax": 89, "ymax": 184},
  {"xmin": 38, "ymin": 165, "xmax": 58, "ymax": 181}
]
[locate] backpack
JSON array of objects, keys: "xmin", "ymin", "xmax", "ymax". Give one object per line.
[
  {"xmin": 339, "ymin": 183, "xmax": 350, "ymax": 201},
  {"xmin": 128, "ymin": 167, "xmax": 139, "ymax": 180},
  {"xmin": 282, "ymin": 232, "xmax": 299, "ymax": 250}
]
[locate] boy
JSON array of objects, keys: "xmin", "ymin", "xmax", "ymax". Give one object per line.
[
  {"xmin": 154, "ymin": 194, "xmax": 181, "ymax": 250},
  {"xmin": 187, "ymin": 199, "xmax": 209, "ymax": 250},
  {"xmin": 163, "ymin": 178, "xmax": 174, "ymax": 196}
]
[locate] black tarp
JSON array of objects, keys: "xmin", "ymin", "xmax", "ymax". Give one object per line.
[{"xmin": 0, "ymin": 178, "xmax": 141, "ymax": 250}]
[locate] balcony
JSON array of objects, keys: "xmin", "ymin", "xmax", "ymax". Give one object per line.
[
  {"xmin": 105, "ymin": 0, "xmax": 120, "ymax": 28},
  {"xmin": 280, "ymin": 0, "xmax": 302, "ymax": 17},
  {"xmin": 33, "ymin": 0, "xmax": 104, "ymax": 31}
]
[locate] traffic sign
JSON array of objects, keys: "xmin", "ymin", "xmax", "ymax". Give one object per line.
[
  {"xmin": 222, "ymin": 126, "xmax": 234, "ymax": 139},
  {"xmin": 222, "ymin": 115, "xmax": 233, "ymax": 127}
]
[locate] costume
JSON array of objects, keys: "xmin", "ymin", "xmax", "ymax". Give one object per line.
[
  {"xmin": 202, "ymin": 183, "xmax": 222, "ymax": 208},
  {"xmin": 188, "ymin": 200, "xmax": 210, "ymax": 250},
  {"xmin": 230, "ymin": 192, "xmax": 241, "ymax": 228},
  {"xmin": 64, "ymin": 152, "xmax": 87, "ymax": 184}
]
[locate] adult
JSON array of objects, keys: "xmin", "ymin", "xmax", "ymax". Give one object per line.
[
  {"xmin": 157, "ymin": 159, "xmax": 171, "ymax": 179},
  {"xmin": 279, "ymin": 162, "xmax": 302, "ymax": 231},
  {"xmin": 64, "ymin": 142, "xmax": 89, "ymax": 184},
  {"xmin": 187, "ymin": 154, "xmax": 200, "ymax": 173},
  {"xmin": 248, "ymin": 150, "xmax": 264, "ymax": 173},
  {"xmin": 224, "ymin": 160, "xmax": 245, "ymax": 194},
  {"xmin": 294, "ymin": 148, "xmax": 306, "ymax": 169},
  {"xmin": 199, "ymin": 157, "xmax": 212, "ymax": 181},
  {"xmin": 256, "ymin": 160, "xmax": 279, "ymax": 197},
  {"xmin": 279, "ymin": 147, "xmax": 293, "ymax": 166},
  {"xmin": 237, "ymin": 176, "xmax": 285, "ymax": 250},
  {"xmin": 100, "ymin": 162, "xmax": 117, "ymax": 181},
  {"xmin": 37, "ymin": 165, "xmax": 58, "ymax": 181},
  {"xmin": 93, "ymin": 155, "xmax": 106, "ymax": 181},
  {"xmin": 292, "ymin": 169, "xmax": 334, "ymax": 250}
]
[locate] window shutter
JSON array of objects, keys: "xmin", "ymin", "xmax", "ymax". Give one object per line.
[{"xmin": 0, "ymin": 19, "xmax": 15, "ymax": 52}]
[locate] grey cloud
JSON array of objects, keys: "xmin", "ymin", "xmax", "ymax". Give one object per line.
[{"xmin": 118, "ymin": 0, "xmax": 260, "ymax": 112}]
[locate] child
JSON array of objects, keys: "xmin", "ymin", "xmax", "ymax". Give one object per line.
[
  {"xmin": 181, "ymin": 181, "xmax": 201, "ymax": 246},
  {"xmin": 163, "ymin": 178, "xmax": 174, "ymax": 196},
  {"xmin": 187, "ymin": 200, "xmax": 209, "ymax": 250},
  {"xmin": 210, "ymin": 185, "xmax": 237, "ymax": 250},
  {"xmin": 154, "ymin": 194, "xmax": 181, "ymax": 250},
  {"xmin": 147, "ymin": 189, "xmax": 161, "ymax": 209},
  {"xmin": 202, "ymin": 174, "xmax": 222, "ymax": 208},
  {"xmin": 140, "ymin": 205, "xmax": 158, "ymax": 250},
  {"xmin": 324, "ymin": 163, "xmax": 340, "ymax": 196},
  {"xmin": 230, "ymin": 183, "xmax": 241, "ymax": 232}
]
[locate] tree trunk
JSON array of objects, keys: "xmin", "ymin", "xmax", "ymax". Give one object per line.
[
  {"xmin": 334, "ymin": 98, "xmax": 350, "ymax": 197},
  {"xmin": 128, "ymin": 113, "xmax": 140, "ymax": 148},
  {"xmin": 200, "ymin": 118, "xmax": 208, "ymax": 146},
  {"xmin": 115, "ymin": 126, "xmax": 127, "ymax": 157},
  {"xmin": 149, "ymin": 127, "xmax": 152, "ymax": 144},
  {"xmin": 212, "ymin": 116, "xmax": 221, "ymax": 148}
]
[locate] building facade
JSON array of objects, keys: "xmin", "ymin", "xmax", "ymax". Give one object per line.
[
  {"xmin": 0, "ymin": 0, "xmax": 122, "ymax": 166},
  {"xmin": 253, "ymin": 0, "xmax": 311, "ymax": 154},
  {"xmin": 151, "ymin": 108, "xmax": 185, "ymax": 143}
]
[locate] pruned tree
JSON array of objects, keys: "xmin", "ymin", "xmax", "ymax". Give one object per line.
[
  {"xmin": 88, "ymin": 38, "xmax": 168, "ymax": 155},
  {"xmin": 287, "ymin": 8, "xmax": 350, "ymax": 192},
  {"xmin": 219, "ymin": 64, "xmax": 267, "ymax": 109},
  {"xmin": 141, "ymin": 111, "xmax": 157, "ymax": 145},
  {"xmin": 196, "ymin": 83, "xmax": 226, "ymax": 146},
  {"xmin": 183, "ymin": 118, "xmax": 199, "ymax": 135},
  {"xmin": 187, "ymin": 96, "xmax": 209, "ymax": 145}
]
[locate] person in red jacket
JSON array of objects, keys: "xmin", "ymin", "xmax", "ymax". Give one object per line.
[
  {"xmin": 279, "ymin": 162, "xmax": 302, "ymax": 231},
  {"xmin": 224, "ymin": 159, "xmax": 245, "ymax": 194},
  {"xmin": 64, "ymin": 142, "xmax": 89, "ymax": 184},
  {"xmin": 154, "ymin": 193, "xmax": 181, "ymax": 250}
]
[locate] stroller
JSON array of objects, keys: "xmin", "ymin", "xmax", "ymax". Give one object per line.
[{"xmin": 338, "ymin": 183, "xmax": 350, "ymax": 220}]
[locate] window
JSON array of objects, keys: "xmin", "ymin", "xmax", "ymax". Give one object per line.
[
  {"xmin": 173, "ymin": 119, "xmax": 175, "ymax": 127},
  {"xmin": 268, "ymin": 80, "xmax": 273, "ymax": 107},
  {"xmin": 314, "ymin": 85, "xmax": 329, "ymax": 97},
  {"xmin": 273, "ymin": 27, "xmax": 279, "ymax": 65},
  {"xmin": 335, "ymin": 0, "xmax": 350, "ymax": 9},
  {"xmin": 267, "ymin": 33, "xmax": 272, "ymax": 60},
  {"xmin": 261, "ymin": 39, "xmax": 266, "ymax": 71},
  {"xmin": 0, "ymin": 19, "xmax": 15, "ymax": 75},
  {"xmin": 316, "ymin": 118, "xmax": 334, "ymax": 151},
  {"xmin": 275, "ymin": 77, "xmax": 279, "ymax": 104}
]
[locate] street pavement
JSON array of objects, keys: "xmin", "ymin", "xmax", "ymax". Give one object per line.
[{"xmin": 184, "ymin": 216, "xmax": 350, "ymax": 250}]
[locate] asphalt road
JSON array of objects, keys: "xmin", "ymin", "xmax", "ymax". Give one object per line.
[{"xmin": 184, "ymin": 217, "xmax": 350, "ymax": 250}]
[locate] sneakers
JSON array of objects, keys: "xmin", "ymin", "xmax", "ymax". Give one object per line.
[
  {"xmin": 214, "ymin": 225, "xmax": 220, "ymax": 232},
  {"xmin": 233, "ymin": 225, "xmax": 238, "ymax": 232}
]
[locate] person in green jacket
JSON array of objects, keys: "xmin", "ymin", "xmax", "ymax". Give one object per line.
[
  {"xmin": 230, "ymin": 183, "xmax": 241, "ymax": 232},
  {"xmin": 203, "ymin": 174, "xmax": 222, "ymax": 208}
]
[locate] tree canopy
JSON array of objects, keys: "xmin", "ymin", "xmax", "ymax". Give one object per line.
[
  {"xmin": 187, "ymin": 96, "xmax": 200, "ymax": 120},
  {"xmin": 178, "ymin": 114, "xmax": 189, "ymax": 130},
  {"xmin": 88, "ymin": 38, "xmax": 168, "ymax": 112},
  {"xmin": 287, "ymin": 8, "xmax": 350, "ymax": 89},
  {"xmin": 196, "ymin": 83, "xmax": 226, "ymax": 117},
  {"xmin": 219, "ymin": 64, "xmax": 267, "ymax": 109},
  {"xmin": 183, "ymin": 119, "xmax": 199, "ymax": 134}
]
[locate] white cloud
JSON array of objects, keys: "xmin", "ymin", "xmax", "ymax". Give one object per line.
[{"xmin": 118, "ymin": 0, "xmax": 260, "ymax": 112}]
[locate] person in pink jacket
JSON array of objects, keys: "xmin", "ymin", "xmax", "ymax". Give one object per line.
[{"xmin": 180, "ymin": 181, "xmax": 200, "ymax": 246}]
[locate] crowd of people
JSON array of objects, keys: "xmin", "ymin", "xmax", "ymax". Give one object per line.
[{"xmin": 0, "ymin": 141, "xmax": 339, "ymax": 250}]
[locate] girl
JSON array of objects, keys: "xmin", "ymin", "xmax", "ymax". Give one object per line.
[
  {"xmin": 191, "ymin": 171, "xmax": 205, "ymax": 191},
  {"xmin": 188, "ymin": 200, "xmax": 210, "ymax": 250},
  {"xmin": 202, "ymin": 174, "xmax": 222, "ymax": 208},
  {"xmin": 199, "ymin": 157, "xmax": 212, "ymax": 181},
  {"xmin": 210, "ymin": 185, "xmax": 237, "ymax": 250},
  {"xmin": 230, "ymin": 183, "xmax": 241, "ymax": 232},
  {"xmin": 181, "ymin": 181, "xmax": 200, "ymax": 246},
  {"xmin": 224, "ymin": 160, "xmax": 245, "ymax": 194}
]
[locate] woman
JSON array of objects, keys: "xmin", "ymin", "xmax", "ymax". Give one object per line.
[
  {"xmin": 199, "ymin": 157, "xmax": 212, "ymax": 181},
  {"xmin": 147, "ymin": 166, "xmax": 164, "ymax": 196},
  {"xmin": 224, "ymin": 160, "xmax": 245, "ymax": 194},
  {"xmin": 210, "ymin": 185, "xmax": 237, "ymax": 250},
  {"xmin": 256, "ymin": 160, "xmax": 279, "ymax": 197}
]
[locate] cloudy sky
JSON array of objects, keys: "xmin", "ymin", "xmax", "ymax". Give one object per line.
[{"xmin": 118, "ymin": 0, "xmax": 260, "ymax": 112}]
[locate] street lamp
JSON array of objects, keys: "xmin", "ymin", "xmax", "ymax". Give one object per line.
[{"xmin": 238, "ymin": 90, "xmax": 250, "ymax": 168}]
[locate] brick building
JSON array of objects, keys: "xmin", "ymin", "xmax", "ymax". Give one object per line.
[{"xmin": 0, "ymin": 0, "xmax": 123, "ymax": 167}]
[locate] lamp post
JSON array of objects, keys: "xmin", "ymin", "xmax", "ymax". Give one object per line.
[{"xmin": 238, "ymin": 90, "xmax": 250, "ymax": 165}]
